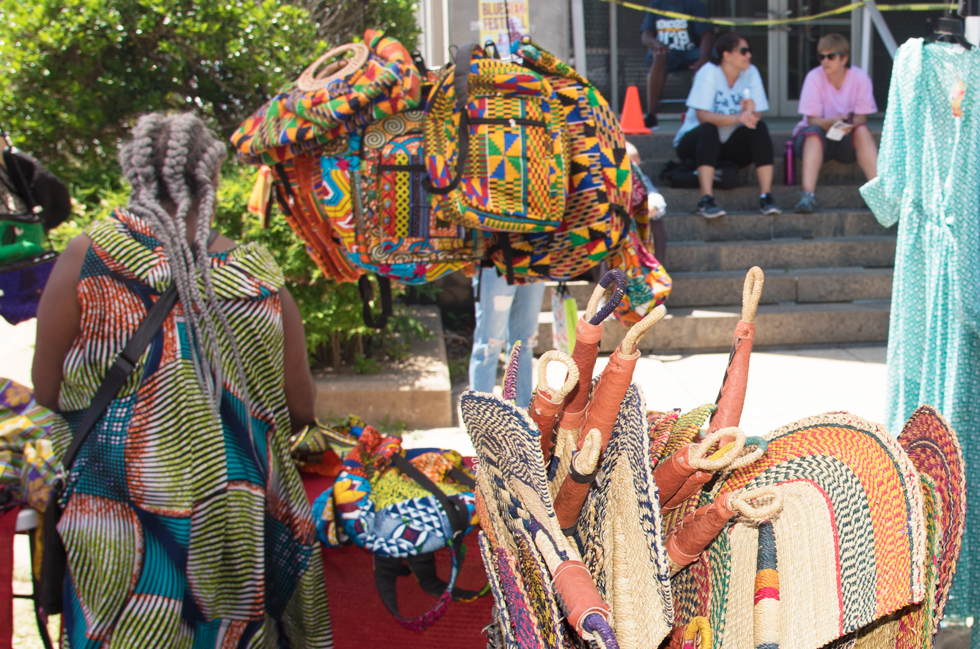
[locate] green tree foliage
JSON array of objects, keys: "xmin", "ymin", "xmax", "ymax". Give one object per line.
[
  {"xmin": 291, "ymin": 0, "xmax": 420, "ymax": 52},
  {"xmin": 1, "ymin": 0, "xmax": 425, "ymax": 367},
  {"xmin": 0, "ymin": 0, "xmax": 322, "ymax": 191}
]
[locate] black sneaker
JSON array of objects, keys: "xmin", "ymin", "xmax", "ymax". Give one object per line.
[
  {"xmin": 644, "ymin": 112, "xmax": 659, "ymax": 130},
  {"xmin": 759, "ymin": 193, "xmax": 781, "ymax": 215},
  {"xmin": 696, "ymin": 194, "xmax": 726, "ymax": 219}
]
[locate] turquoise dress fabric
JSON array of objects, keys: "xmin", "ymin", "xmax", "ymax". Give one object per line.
[{"xmin": 860, "ymin": 38, "xmax": 980, "ymax": 645}]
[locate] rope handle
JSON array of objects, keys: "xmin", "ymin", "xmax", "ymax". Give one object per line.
[
  {"xmin": 296, "ymin": 42, "xmax": 370, "ymax": 92},
  {"xmin": 728, "ymin": 435, "xmax": 768, "ymax": 470},
  {"xmin": 741, "ymin": 267, "xmax": 765, "ymax": 323},
  {"xmin": 621, "ymin": 304, "xmax": 667, "ymax": 357},
  {"xmin": 689, "ymin": 427, "xmax": 745, "ymax": 471},
  {"xmin": 730, "ymin": 485, "xmax": 783, "ymax": 521},
  {"xmin": 536, "ymin": 350, "xmax": 580, "ymax": 402},
  {"xmin": 585, "ymin": 269, "xmax": 628, "ymax": 324},
  {"xmin": 684, "ymin": 616, "xmax": 713, "ymax": 649}
]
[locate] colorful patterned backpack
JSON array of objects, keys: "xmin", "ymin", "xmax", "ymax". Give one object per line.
[
  {"xmin": 488, "ymin": 40, "xmax": 633, "ymax": 283},
  {"xmin": 232, "ymin": 30, "xmax": 421, "ymax": 166},
  {"xmin": 423, "ymin": 43, "xmax": 568, "ymax": 234},
  {"xmin": 321, "ymin": 109, "xmax": 483, "ymax": 285},
  {"xmin": 311, "ymin": 426, "xmax": 480, "ymax": 629},
  {"xmin": 271, "ymin": 153, "xmax": 363, "ymax": 283}
]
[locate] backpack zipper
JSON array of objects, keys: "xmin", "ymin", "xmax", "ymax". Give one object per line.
[{"xmin": 468, "ymin": 117, "xmax": 546, "ymax": 128}]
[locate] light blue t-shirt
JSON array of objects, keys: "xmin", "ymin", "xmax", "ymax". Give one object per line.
[{"xmin": 673, "ymin": 62, "xmax": 769, "ymax": 147}]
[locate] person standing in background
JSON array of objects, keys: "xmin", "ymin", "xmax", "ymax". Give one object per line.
[
  {"xmin": 640, "ymin": 0, "xmax": 713, "ymax": 130},
  {"xmin": 469, "ymin": 266, "xmax": 545, "ymax": 408},
  {"xmin": 792, "ymin": 33, "xmax": 878, "ymax": 213}
]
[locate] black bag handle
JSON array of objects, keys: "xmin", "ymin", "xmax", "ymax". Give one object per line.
[
  {"xmin": 369, "ymin": 453, "xmax": 480, "ymax": 630},
  {"xmin": 358, "ymin": 274, "xmax": 393, "ymax": 330},
  {"xmin": 423, "ymin": 43, "xmax": 478, "ymax": 197}
]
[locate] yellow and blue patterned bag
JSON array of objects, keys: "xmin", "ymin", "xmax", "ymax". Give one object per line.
[{"xmin": 423, "ymin": 43, "xmax": 568, "ymax": 234}]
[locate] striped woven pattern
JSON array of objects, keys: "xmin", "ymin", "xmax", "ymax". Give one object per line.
[
  {"xmin": 461, "ymin": 390, "xmax": 585, "ymax": 647},
  {"xmin": 489, "ymin": 41, "xmax": 630, "ymax": 282},
  {"xmin": 573, "ymin": 383, "xmax": 674, "ymax": 648},
  {"xmin": 753, "ymin": 521, "xmax": 779, "ymax": 649},
  {"xmin": 48, "ymin": 209, "xmax": 333, "ymax": 647},
  {"xmin": 895, "ymin": 405, "xmax": 967, "ymax": 643},
  {"xmin": 703, "ymin": 412, "xmax": 925, "ymax": 649},
  {"xmin": 424, "ymin": 48, "xmax": 568, "ymax": 234}
]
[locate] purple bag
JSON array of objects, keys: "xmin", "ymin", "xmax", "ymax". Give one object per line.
[{"xmin": 0, "ymin": 252, "xmax": 57, "ymax": 325}]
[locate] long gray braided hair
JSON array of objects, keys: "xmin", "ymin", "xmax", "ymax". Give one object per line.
[{"xmin": 118, "ymin": 113, "xmax": 252, "ymax": 423}]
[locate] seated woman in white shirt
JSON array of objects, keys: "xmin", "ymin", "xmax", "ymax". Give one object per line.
[
  {"xmin": 792, "ymin": 33, "xmax": 878, "ymax": 213},
  {"xmin": 673, "ymin": 32, "xmax": 780, "ymax": 218}
]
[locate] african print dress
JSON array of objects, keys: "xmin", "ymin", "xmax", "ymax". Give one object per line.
[{"xmin": 48, "ymin": 209, "xmax": 333, "ymax": 648}]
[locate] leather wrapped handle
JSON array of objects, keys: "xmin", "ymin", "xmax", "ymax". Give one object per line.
[{"xmin": 296, "ymin": 42, "xmax": 370, "ymax": 92}]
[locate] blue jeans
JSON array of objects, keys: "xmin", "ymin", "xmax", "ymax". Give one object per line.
[{"xmin": 468, "ymin": 267, "xmax": 546, "ymax": 408}]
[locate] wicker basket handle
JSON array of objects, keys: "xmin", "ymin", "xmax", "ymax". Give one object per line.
[
  {"xmin": 584, "ymin": 269, "xmax": 627, "ymax": 325},
  {"xmin": 621, "ymin": 304, "xmax": 666, "ymax": 356},
  {"xmin": 684, "ymin": 616, "xmax": 713, "ymax": 649},
  {"xmin": 741, "ymin": 267, "xmax": 764, "ymax": 323},
  {"xmin": 731, "ymin": 485, "xmax": 783, "ymax": 521},
  {"xmin": 296, "ymin": 42, "xmax": 370, "ymax": 92},
  {"xmin": 536, "ymin": 350, "xmax": 580, "ymax": 402}
]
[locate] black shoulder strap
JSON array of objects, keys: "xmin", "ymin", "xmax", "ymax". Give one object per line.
[
  {"xmin": 61, "ymin": 283, "xmax": 178, "ymax": 470},
  {"xmin": 423, "ymin": 43, "xmax": 477, "ymax": 197},
  {"xmin": 61, "ymin": 228, "xmax": 218, "ymax": 470},
  {"xmin": 358, "ymin": 274, "xmax": 393, "ymax": 330}
]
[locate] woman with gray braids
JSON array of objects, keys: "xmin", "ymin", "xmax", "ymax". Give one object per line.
[{"xmin": 32, "ymin": 112, "xmax": 334, "ymax": 647}]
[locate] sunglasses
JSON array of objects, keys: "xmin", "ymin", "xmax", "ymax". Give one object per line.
[
  {"xmin": 737, "ymin": 46, "xmax": 751, "ymax": 55},
  {"xmin": 817, "ymin": 52, "xmax": 842, "ymax": 61}
]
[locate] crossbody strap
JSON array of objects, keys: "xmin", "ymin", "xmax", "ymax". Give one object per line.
[{"xmin": 61, "ymin": 229, "xmax": 219, "ymax": 471}]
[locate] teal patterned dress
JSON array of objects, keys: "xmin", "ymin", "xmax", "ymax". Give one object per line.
[
  {"xmin": 49, "ymin": 209, "xmax": 333, "ymax": 648},
  {"xmin": 860, "ymin": 38, "xmax": 980, "ymax": 645}
]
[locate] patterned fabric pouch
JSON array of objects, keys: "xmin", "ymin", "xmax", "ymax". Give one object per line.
[
  {"xmin": 311, "ymin": 426, "xmax": 481, "ymax": 630},
  {"xmin": 424, "ymin": 43, "xmax": 568, "ymax": 234},
  {"xmin": 489, "ymin": 39, "xmax": 632, "ymax": 284},
  {"xmin": 232, "ymin": 30, "xmax": 421, "ymax": 165},
  {"xmin": 607, "ymin": 230, "xmax": 671, "ymax": 327},
  {"xmin": 0, "ymin": 379, "xmax": 58, "ymax": 509},
  {"xmin": 320, "ymin": 105, "xmax": 483, "ymax": 285}
]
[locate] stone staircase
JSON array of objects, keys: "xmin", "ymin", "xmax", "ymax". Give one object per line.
[{"xmin": 534, "ymin": 127, "xmax": 896, "ymax": 353}]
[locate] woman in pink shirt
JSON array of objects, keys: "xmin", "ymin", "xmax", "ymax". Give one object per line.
[{"xmin": 792, "ymin": 33, "xmax": 878, "ymax": 213}]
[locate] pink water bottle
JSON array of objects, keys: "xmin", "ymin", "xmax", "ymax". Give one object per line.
[{"xmin": 784, "ymin": 139, "xmax": 795, "ymax": 186}]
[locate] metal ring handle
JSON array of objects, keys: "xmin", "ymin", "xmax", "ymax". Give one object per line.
[{"xmin": 296, "ymin": 43, "xmax": 370, "ymax": 92}]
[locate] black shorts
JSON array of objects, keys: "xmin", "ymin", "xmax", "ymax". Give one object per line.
[{"xmin": 793, "ymin": 125, "xmax": 860, "ymax": 164}]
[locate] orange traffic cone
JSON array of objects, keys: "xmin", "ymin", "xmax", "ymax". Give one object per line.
[{"xmin": 620, "ymin": 85, "xmax": 650, "ymax": 135}]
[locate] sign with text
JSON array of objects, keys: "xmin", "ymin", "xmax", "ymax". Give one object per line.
[{"xmin": 478, "ymin": 0, "xmax": 529, "ymax": 59}]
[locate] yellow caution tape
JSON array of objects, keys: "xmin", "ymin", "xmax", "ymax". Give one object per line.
[{"xmin": 603, "ymin": 0, "xmax": 956, "ymax": 26}]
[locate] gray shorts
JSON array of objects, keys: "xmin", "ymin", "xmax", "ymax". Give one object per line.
[{"xmin": 793, "ymin": 125, "xmax": 858, "ymax": 164}]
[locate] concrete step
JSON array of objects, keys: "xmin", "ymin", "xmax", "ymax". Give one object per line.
[
  {"xmin": 539, "ymin": 267, "xmax": 892, "ymax": 311},
  {"xmin": 667, "ymin": 267, "xmax": 893, "ymax": 307},
  {"xmin": 642, "ymin": 158, "xmax": 870, "ymax": 187},
  {"xmin": 629, "ymin": 130, "xmax": 882, "ymax": 162},
  {"xmin": 658, "ymin": 183, "xmax": 868, "ymax": 212},
  {"xmin": 661, "ymin": 209, "xmax": 893, "ymax": 242},
  {"xmin": 313, "ymin": 306, "xmax": 453, "ymax": 429},
  {"xmin": 535, "ymin": 300, "xmax": 890, "ymax": 353},
  {"xmin": 663, "ymin": 235, "xmax": 896, "ymax": 273}
]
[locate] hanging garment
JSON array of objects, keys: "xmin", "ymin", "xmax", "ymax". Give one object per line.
[
  {"xmin": 48, "ymin": 209, "xmax": 333, "ymax": 648},
  {"xmin": 859, "ymin": 38, "xmax": 980, "ymax": 647}
]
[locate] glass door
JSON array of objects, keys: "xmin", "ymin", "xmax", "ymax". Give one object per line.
[{"xmin": 767, "ymin": 0, "xmax": 855, "ymax": 116}]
